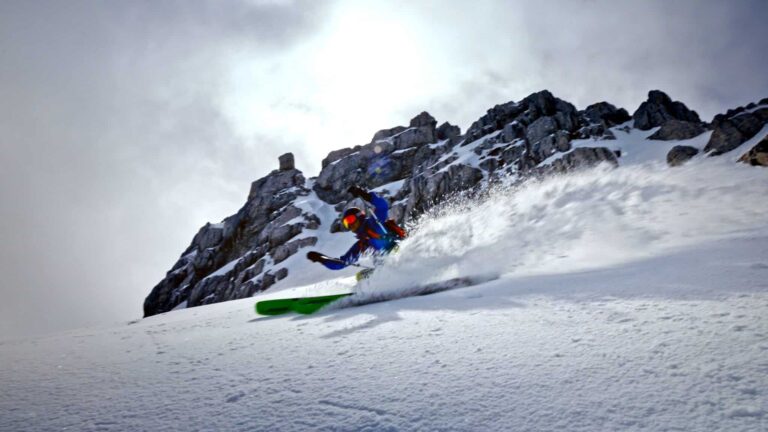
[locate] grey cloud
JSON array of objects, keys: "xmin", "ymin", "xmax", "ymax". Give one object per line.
[
  {"xmin": 0, "ymin": 0, "xmax": 332, "ymax": 338},
  {"xmin": 410, "ymin": 0, "xmax": 768, "ymax": 129}
]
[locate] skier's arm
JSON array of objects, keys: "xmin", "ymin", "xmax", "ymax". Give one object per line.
[
  {"xmin": 348, "ymin": 186, "xmax": 389, "ymax": 221},
  {"xmin": 306, "ymin": 242, "xmax": 364, "ymax": 270},
  {"xmin": 368, "ymin": 192, "xmax": 389, "ymax": 221}
]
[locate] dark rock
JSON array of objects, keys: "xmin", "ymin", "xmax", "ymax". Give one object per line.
[
  {"xmin": 738, "ymin": 136, "xmax": 768, "ymax": 166},
  {"xmin": 500, "ymin": 142, "xmax": 526, "ymax": 165},
  {"xmin": 279, "ymin": 153, "xmax": 295, "ymax": 171},
  {"xmin": 403, "ymin": 164, "xmax": 484, "ymax": 216},
  {"xmin": 501, "ymin": 121, "xmax": 525, "ymax": 142},
  {"xmin": 479, "ymin": 157, "xmax": 500, "ymax": 172},
  {"xmin": 649, "ymin": 120, "xmax": 707, "ymax": 141},
  {"xmin": 313, "ymin": 116, "xmax": 442, "ymax": 203},
  {"xmin": 143, "ymin": 164, "xmax": 317, "ymax": 317},
  {"xmin": 633, "ymin": 90, "xmax": 702, "ymax": 130},
  {"xmin": 271, "ymin": 237, "xmax": 318, "ymax": 264},
  {"xmin": 526, "ymin": 116, "xmax": 558, "ymax": 145},
  {"xmin": 705, "ymin": 107, "xmax": 768, "ymax": 155},
  {"xmin": 410, "ymin": 111, "xmax": 437, "ymax": 128},
  {"xmin": 667, "ymin": 146, "xmax": 700, "ymax": 166},
  {"xmin": 322, "ymin": 147, "xmax": 361, "ymax": 168},
  {"xmin": 371, "ymin": 126, "xmax": 407, "ymax": 143},
  {"xmin": 275, "ymin": 268, "xmax": 289, "ymax": 281},
  {"xmin": 581, "ymin": 102, "xmax": 631, "ymax": 128},
  {"xmin": 531, "ymin": 130, "xmax": 572, "ymax": 163},
  {"xmin": 436, "ymin": 122, "xmax": 461, "ymax": 140}
]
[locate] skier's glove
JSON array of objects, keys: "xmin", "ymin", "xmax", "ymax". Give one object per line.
[
  {"xmin": 306, "ymin": 251, "xmax": 324, "ymax": 263},
  {"xmin": 347, "ymin": 185, "xmax": 372, "ymax": 202}
]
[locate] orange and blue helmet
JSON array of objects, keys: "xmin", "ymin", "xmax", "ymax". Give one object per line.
[{"xmin": 341, "ymin": 207, "xmax": 365, "ymax": 231}]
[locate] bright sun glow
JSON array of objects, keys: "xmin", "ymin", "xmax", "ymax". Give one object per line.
[
  {"xmin": 219, "ymin": 4, "xmax": 437, "ymax": 171},
  {"xmin": 301, "ymin": 4, "xmax": 436, "ymax": 150},
  {"xmin": 310, "ymin": 6, "xmax": 430, "ymax": 113}
]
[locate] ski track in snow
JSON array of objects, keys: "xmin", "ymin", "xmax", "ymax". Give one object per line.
[{"xmin": 3, "ymin": 133, "xmax": 768, "ymax": 430}]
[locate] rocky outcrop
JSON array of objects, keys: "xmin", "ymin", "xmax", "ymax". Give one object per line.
[
  {"xmin": 315, "ymin": 90, "xmax": 628, "ymax": 224},
  {"xmin": 633, "ymin": 90, "xmax": 702, "ymax": 130},
  {"xmin": 313, "ymin": 112, "xmax": 444, "ymax": 204},
  {"xmin": 739, "ymin": 136, "xmax": 768, "ymax": 166},
  {"xmin": 575, "ymin": 102, "xmax": 631, "ymax": 139},
  {"xmin": 649, "ymin": 120, "xmax": 707, "ymax": 141},
  {"xmin": 466, "ymin": 91, "xmax": 581, "ymax": 146},
  {"xmin": 399, "ymin": 164, "xmax": 485, "ymax": 218},
  {"xmin": 581, "ymin": 102, "xmax": 632, "ymax": 128},
  {"xmin": 704, "ymin": 99, "xmax": 768, "ymax": 156},
  {"xmin": 459, "ymin": 91, "xmax": 616, "ymax": 176},
  {"xmin": 143, "ymin": 154, "xmax": 318, "ymax": 317},
  {"xmin": 667, "ymin": 145, "xmax": 700, "ymax": 166},
  {"xmin": 436, "ymin": 122, "xmax": 461, "ymax": 140},
  {"xmin": 147, "ymin": 89, "xmax": 763, "ymax": 317},
  {"xmin": 278, "ymin": 153, "xmax": 295, "ymax": 171}
]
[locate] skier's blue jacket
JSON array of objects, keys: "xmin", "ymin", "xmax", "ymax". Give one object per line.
[{"xmin": 320, "ymin": 192, "xmax": 399, "ymax": 270}]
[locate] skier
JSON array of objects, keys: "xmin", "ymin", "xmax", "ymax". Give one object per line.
[{"xmin": 306, "ymin": 185, "xmax": 406, "ymax": 272}]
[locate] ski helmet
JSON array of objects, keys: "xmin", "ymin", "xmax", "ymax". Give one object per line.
[{"xmin": 341, "ymin": 207, "xmax": 364, "ymax": 231}]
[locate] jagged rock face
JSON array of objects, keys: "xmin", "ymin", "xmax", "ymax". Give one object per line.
[
  {"xmin": 580, "ymin": 102, "xmax": 632, "ymax": 128},
  {"xmin": 399, "ymin": 164, "xmax": 485, "ymax": 217},
  {"xmin": 147, "ymin": 89, "xmax": 765, "ymax": 318},
  {"xmin": 459, "ymin": 91, "xmax": 605, "ymax": 175},
  {"xmin": 633, "ymin": 90, "xmax": 702, "ymax": 130},
  {"xmin": 313, "ymin": 112, "xmax": 443, "ymax": 204},
  {"xmin": 667, "ymin": 145, "xmax": 700, "ymax": 167},
  {"xmin": 436, "ymin": 122, "xmax": 461, "ymax": 140},
  {"xmin": 410, "ymin": 111, "xmax": 438, "ymax": 128},
  {"xmin": 279, "ymin": 153, "xmax": 295, "ymax": 171},
  {"xmin": 315, "ymin": 90, "xmax": 630, "ymax": 224},
  {"xmin": 739, "ymin": 136, "xmax": 768, "ymax": 166},
  {"xmin": 465, "ymin": 91, "xmax": 580, "ymax": 144},
  {"xmin": 574, "ymin": 102, "xmax": 631, "ymax": 139},
  {"xmin": 705, "ymin": 99, "xmax": 768, "ymax": 156},
  {"xmin": 143, "ymin": 158, "xmax": 317, "ymax": 317},
  {"xmin": 648, "ymin": 120, "xmax": 707, "ymax": 141}
]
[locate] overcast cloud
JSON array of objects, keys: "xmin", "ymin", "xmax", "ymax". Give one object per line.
[{"xmin": 1, "ymin": 0, "xmax": 766, "ymax": 338}]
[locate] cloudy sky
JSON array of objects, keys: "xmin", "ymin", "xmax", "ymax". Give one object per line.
[{"xmin": 1, "ymin": 0, "xmax": 766, "ymax": 339}]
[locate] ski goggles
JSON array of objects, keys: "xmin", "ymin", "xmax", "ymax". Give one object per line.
[{"xmin": 342, "ymin": 214, "xmax": 361, "ymax": 231}]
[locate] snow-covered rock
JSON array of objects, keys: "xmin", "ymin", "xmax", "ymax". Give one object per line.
[
  {"xmin": 667, "ymin": 145, "xmax": 700, "ymax": 166},
  {"xmin": 649, "ymin": 119, "xmax": 708, "ymax": 141},
  {"xmin": 143, "ymin": 154, "xmax": 317, "ymax": 316},
  {"xmin": 739, "ymin": 135, "xmax": 768, "ymax": 166}
]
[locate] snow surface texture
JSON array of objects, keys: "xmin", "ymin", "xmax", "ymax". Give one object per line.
[{"xmin": 3, "ymin": 133, "xmax": 768, "ymax": 430}]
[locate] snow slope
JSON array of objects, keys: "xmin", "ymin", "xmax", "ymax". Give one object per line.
[
  {"xmin": 2, "ymin": 130, "xmax": 768, "ymax": 430},
  {"xmin": 2, "ymin": 236, "xmax": 767, "ymax": 431}
]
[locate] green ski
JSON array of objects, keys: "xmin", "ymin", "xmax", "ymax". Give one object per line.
[{"xmin": 255, "ymin": 292, "xmax": 353, "ymax": 316}]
